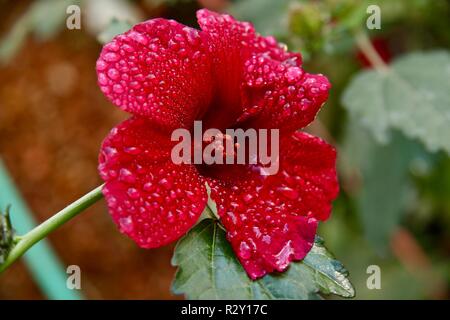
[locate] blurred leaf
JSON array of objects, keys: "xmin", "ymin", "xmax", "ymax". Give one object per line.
[
  {"xmin": 84, "ymin": 0, "xmax": 144, "ymax": 36},
  {"xmin": 0, "ymin": 206, "xmax": 15, "ymax": 265},
  {"xmin": 97, "ymin": 19, "xmax": 132, "ymax": 44},
  {"xmin": 342, "ymin": 51, "xmax": 450, "ymax": 154},
  {"xmin": 319, "ymin": 202, "xmax": 430, "ymax": 300},
  {"xmin": 289, "ymin": 1, "xmax": 327, "ymax": 54},
  {"xmin": 340, "ymin": 123, "xmax": 429, "ymax": 252},
  {"xmin": 171, "ymin": 219, "xmax": 354, "ymax": 299},
  {"xmin": 30, "ymin": 0, "xmax": 76, "ymax": 40},
  {"xmin": 0, "ymin": 16, "xmax": 29, "ymax": 64},
  {"xmin": 229, "ymin": 0, "xmax": 292, "ymax": 36},
  {"xmin": 0, "ymin": 0, "xmax": 78, "ymax": 64}
]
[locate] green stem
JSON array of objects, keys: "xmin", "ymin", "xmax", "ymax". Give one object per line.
[
  {"xmin": 0, "ymin": 184, "xmax": 104, "ymax": 273},
  {"xmin": 204, "ymin": 204, "xmax": 217, "ymax": 220},
  {"xmin": 354, "ymin": 30, "xmax": 390, "ymax": 73}
]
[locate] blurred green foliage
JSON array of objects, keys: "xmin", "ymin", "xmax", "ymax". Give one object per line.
[
  {"xmin": 0, "ymin": 0, "xmax": 449, "ymax": 299},
  {"xmin": 232, "ymin": 0, "xmax": 450, "ymax": 299},
  {"xmin": 0, "ymin": 0, "xmax": 80, "ymax": 63}
]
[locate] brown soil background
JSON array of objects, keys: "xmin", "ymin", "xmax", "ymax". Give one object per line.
[{"xmin": 0, "ymin": 2, "xmax": 182, "ymax": 299}]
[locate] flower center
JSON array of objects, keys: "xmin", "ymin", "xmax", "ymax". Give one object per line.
[{"xmin": 171, "ymin": 121, "xmax": 280, "ymax": 178}]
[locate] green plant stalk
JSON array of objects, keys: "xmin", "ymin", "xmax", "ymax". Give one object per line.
[
  {"xmin": 0, "ymin": 184, "xmax": 104, "ymax": 273},
  {"xmin": 354, "ymin": 30, "xmax": 390, "ymax": 73}
]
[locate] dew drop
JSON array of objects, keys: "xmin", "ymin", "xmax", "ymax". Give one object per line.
[
  {"xmin": 167, "ymin": 211, "xmax": 175, "ymax": 223},
  {"xmin": 103, "ymin": 147, "xmax": 118, "ymax": 160},
  {"xmin": 108, "ymin": 196, "xmax": 118, "ymax": 208},
  {"xmin": 243, "ymin": 193, "xmax": 254, "ymax": 204},
  {"xmin": 98, "ymin": 73, "xmax": 108, "ymax": 85},
  {"xmin": 239, "ymin": 241, "xmax": 252, "ymax": 259},
  {"xmin": 158, "ymin": 178, "xmax": 172, "ymax": 189},
  {"xmin": 253, "ymin": 226, "xmax": 262, "ymax": 238},
  {"xmin": 108, "ymin": 169, "xmax": 118, "ymax": 178},
  {"xmin": 121, "ymin": 44, "xmax": 135, "ymax": 53},
  {"xmin": 107, "ymin": 68, "xmax": 120, "ymax": 80},
  {"xmin": 103, "ymin": 52, "xmax": 120, "ymax": 62},
  {"xmin": 113, "ymin": 84, "xmax": 124, "ymax": 94},
  {"xmin": 227, "ymin": 212, "xmax": 237, "ymax": 224},
  {"xmin": 262, "ymin": 235, "xmax": 272, "ymax": 244},
  {"xmin": 277, "ymin": 186, "xmax": 299, "ymax": 200},
  {"xmin": 185, "ymin": 190, "xmax": 196, "ymax": 200},
  {"xmin": 129, "ymin": 31, "xmax": 148, "ymax": 46},
  {"xmin": 124, "ymin": 146, "xmax": 141, "ymax": 155},
  {"xmin": 96, "ymin": 59, "xmax": 107, "ymax": 71},
  {"xmin": 143, "ymin": 182, "xmax": 153, "ymax": 192},
  {"xmin": 285, "ymin": 67, "xmax": 302, "ymax": 83},
  {"xmin": 119, "ymin": 216, "xmax": 134, "ymax": 233},
  {"xmin": 127, "ymin": 188, "xmax": 140, "ymax": 199},
  {"xmin": 119, "ymin": 168, "xmax": 136, "ymax": 184}
]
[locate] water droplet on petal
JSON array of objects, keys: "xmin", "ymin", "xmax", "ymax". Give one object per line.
[
  {"xmin": 143, "ymin": 182, "xmax": 153, "ymax": 192},
  {"xmin": 98, "ymin": 73, "xmax": 108, "ymax": 85},
  {"xmin": 127, "ymin": 188, "xmax": 140, "ymax": 199},
  {"xmin": 158, "ymin": 178, "xmax": 172, "ymax": 189},
  {"xmin": 262, "ymin": 235, "xmax": 272, "ymax": 244},
  {"xmin": 113, "ymin": 84, "xmax": 124, "ymax": 94},
  {"xmin": 285, "ymin": 67, "xmax": 302, "ymax": 83},
  {"xmin": 243, "ymin": 193, "xmax": 254, "ymax": 204},
  {"xmin": 119, "ymin": 216, "xmax": 134, "ymax": 233},
  {"xmin": 103, "ymin": 52, "xmax": 120, "ymax": 62},
  {"xmin": 119, "ymin": 168, "xmax": 136, "ymax": 184},
  {"xmin": 227, "ymin": 212, "xmax": 237, "ymax": 224},
  {"xmin": 277, "ymin": 186, "xmax": 299, "ymax": 200},
  {"xmin": 108, "ymin": 196, "xmax": 118, "ymax": 208},
  {"xmin": 129, "ymin": 31, "xmax": 148, "ymax": 46},
  {"xmin": 167, "ymin": 211, "xmax": 175, "ymax": 223},
  {"xmin": 103, "ymin": 147, "xmax": 118, "ymax": 160},
  {"xmin": 239, "ymin": 241, "xmax": 252, "ymax": 259},
  {"xmin": 124, "ymin": 146, "xmax": 141, "ymax": 155},
  {"xmin": 96, "ymin": 59, "xmax": 107, "ymax": 71},
  {"xmin": 107, "ymin": 68, "xmax": 120, "ymax": 80}
]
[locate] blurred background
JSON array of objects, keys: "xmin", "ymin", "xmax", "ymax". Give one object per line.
[{"xmin": 0, "ymin": 0, "xmax": 449, "ymax": 299}]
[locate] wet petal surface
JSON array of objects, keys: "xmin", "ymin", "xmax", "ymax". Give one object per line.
[
  {"xmin": 99, "ymin": 117, "xmax": 207, "ymax": 248},
  {"xmin": 208, "ymin": 132, "xmax": 338, "ymax": 279}
]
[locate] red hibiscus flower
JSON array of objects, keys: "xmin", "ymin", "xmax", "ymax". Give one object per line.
[{"xmin": 96, "ymin": 9, "xmax": 338, "ymax": 280}]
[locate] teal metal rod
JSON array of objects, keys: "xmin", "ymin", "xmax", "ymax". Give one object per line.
[{"xmin": 0, "ymin": 159, "xmax": 83, "ymax": 300}]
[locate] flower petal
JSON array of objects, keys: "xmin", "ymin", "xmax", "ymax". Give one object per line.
[
  {"xmin": 207, "ymin": 132, "xmax": 338, "ymax": 279},
  {"xmin": 97, "ymin": 19, "xmax": 213, "ymax": 129},
  {"xmin": 99, "ymin": 117, "xmax": 207, "ymax": 248},
  {"xmin": 197, "ymin": 9, "xmax": 299, "ymax": 129},
  {"xmin": 240, "ymin": 53, "xmax": 331, "ymax": 133}
]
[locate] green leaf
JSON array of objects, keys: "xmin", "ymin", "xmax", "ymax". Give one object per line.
[
  {"xmin": 97, "ymin": 19, "xmax": 133, "ymax": 45},
  {"xmin": 171, "ymin": 219, "xmax": 354, "ymax": 299},
  {"xmin": 230, "ymin": 0, "xmax": 292, "ymax": 36},
  {"xmin": 340, "ymin": 123, "xmax": 429, "ymax": 252},
  {"xmin": 0, "ymin": 206, "xmax": 15, "ymax": 265},
  {"xmin": 342, "ymin": 50, "xmax": 450, "ymax": 154},
  {"xmin": 30, "ymin": 0, "xmax": 77, "ymax": 40},
  {"xmin": 0, "ymin": 0, "xmax": 78, "ymax": 64}
]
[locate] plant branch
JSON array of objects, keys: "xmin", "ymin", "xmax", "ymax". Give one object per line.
[
  {"xmin": 354, "ymin": 30, "xmax": 390, "ymax": 73},
  {"xmin": 0, "ymin": 184, "xmax": 104, "ymax": 273}
]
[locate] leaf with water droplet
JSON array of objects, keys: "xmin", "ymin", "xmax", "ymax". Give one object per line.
[
  {"xmin": 171, "ymin": 219, "xmax": 355, "ymax": 299},
  {"xmin": 342, "ymin": 50, "xmax": 450, "ymax": 154},
  {"xmin": 0, "ymin": 206, "xmax": 16, "ymax": 265}
]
